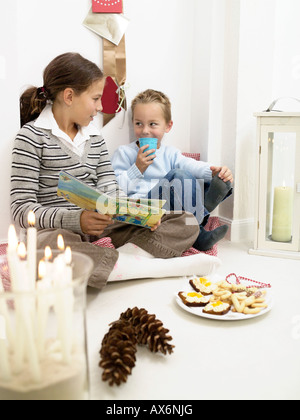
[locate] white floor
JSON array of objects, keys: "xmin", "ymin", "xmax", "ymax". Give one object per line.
[{"xmin": 86, "ymin": 239, "xmax": 300, "ymax": 401}]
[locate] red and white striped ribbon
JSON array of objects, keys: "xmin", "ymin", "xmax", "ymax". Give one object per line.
[{"xmin": 225, "ymin": 273, "xmax": 271, "ymax": 289}]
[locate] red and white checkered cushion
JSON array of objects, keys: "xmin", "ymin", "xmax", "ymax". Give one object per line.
[{"xmin": 182, "ymin": 152, "xmax": 200, "ymax": 161}]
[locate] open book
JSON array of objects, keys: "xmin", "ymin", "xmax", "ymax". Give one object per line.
[{"xmin": 57, "ymin": 171, "xmax": 166, "ymax": 229}]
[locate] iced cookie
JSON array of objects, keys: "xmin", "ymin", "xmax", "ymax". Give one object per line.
[
  {"xmin": 203, "ymin": 301, "xmax": 231, "ymax": 316},
  {"xmin": 178, "ymin": 291, "xmax": 211, "ymax": 307}
]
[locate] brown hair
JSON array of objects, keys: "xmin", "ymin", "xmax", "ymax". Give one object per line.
[
  {"xmin": 20, "ymin": 52, "xmax": 104, "ymax": 126},
  {"xmin": 131, "ymin": 89, "xmax": 172, "ymax": 123}
]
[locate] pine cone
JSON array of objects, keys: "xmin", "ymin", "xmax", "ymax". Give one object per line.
[
  {"xmin": 120, "ymin": 307, "xmax": 175, "ymax": 355},
  {"xmin": 99, "ymin": 319, "xmax": 137, "ymax": 386}
]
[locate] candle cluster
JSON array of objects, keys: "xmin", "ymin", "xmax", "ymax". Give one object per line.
[{"xmin": 0, "ymin": 211, "xmax": 74, "ymax": 385}]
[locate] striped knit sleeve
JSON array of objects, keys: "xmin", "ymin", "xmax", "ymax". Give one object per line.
[{"xmin": 10, "ymin": 126, "xmax": 83, "ymax": 233}]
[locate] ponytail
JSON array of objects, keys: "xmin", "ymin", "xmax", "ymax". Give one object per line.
[{"xmin": 20, "ymin": 86, "xmax": 49, "ymax": 127}]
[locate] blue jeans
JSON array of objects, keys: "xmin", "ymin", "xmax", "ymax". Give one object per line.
[
  {"xmin": 148, "ymin": 169, "xmax": 208, "ymax": 225},
  {"xmin": 148, "ymin": 169, "xmax": 233, "ymax": 226}
]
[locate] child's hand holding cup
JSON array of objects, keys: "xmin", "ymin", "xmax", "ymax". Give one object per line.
[{"xmin": 136, "ymin": 138, "xmax": 158, "ymax": 174}]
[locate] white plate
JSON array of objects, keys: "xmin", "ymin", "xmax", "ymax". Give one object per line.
[{"xmin": 175, "ymin": 276, "xmax": 273, "ymax": 321}]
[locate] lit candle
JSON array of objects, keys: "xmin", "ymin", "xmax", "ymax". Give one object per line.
[
  {"xmin": 272, "ymin": 185, "xmax": 294, "ymax": 242},
  {"xmin": 37, "ymin": 260, "xmax": 52, "ymax": 359},
  {"xmin": 17, "ymin": 242, "xmax": 29, "ymax": 291},
  {"xmin": 57, "ymin": 234, "xmax": 65, "ymax": 252},
  {"xmin": 64, "ymin": 246, "xmax": 73, "ymax": 285},
  {"xmin": 7, "ymin": 225, "xmax": 19, "ymax": 291},
  {"xmin": 44, "ymin": 246, "xmax": 53, "ymax": 278},
  {"xmin": 27, "ymin": 211, "xmax": 37, "ymax": 290}
]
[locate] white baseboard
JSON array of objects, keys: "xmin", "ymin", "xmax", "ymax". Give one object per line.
[{"xmin": 219, "ymin": 216, "xmax": 254, "ymax": 242}]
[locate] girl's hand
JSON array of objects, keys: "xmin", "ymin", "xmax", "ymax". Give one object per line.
[
  {"xmin": 136, "ymin": 144, "xmax": 156, "ymax": 174},
  {"xmin": 80, "ymin": 211, "xmax": 114, "ymax": 236},
  {"xmin": 150, "ymin": 220, "xmax": 161, "ymax": 232},
  {"xmin": 210, "ymin": 166, "xmax": 234, "ymax": 183}
]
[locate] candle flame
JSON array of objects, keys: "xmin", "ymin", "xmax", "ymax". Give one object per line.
[
  {"xmin": 17, "ymin": 242, "xmax": 27, "ymax": 259},
  {"xmin": 28, "ymin": 211, "xmax": 36, "ymax": 227},
  {"xmin": 44, "ymin": 246, "xmax": 52, "ymax": 261},
  {"xmin": 57, "ymin": 234, "xmax": 65, "ymax": 251},
  {"xmin": 8, "ymin": 225, "xmax": 18, "ymax": 250},
  {"xmin": 65, "ymin": 246, "xmax": 72, "ymax": 265},
  {"xmin": 38, "ymin": 260, "xmax": 46, "ymax": 280}
]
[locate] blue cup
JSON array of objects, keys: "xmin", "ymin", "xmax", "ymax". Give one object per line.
[{"xmin": 139, "ymin": 138, "xmax": 158, "ymax": 156}]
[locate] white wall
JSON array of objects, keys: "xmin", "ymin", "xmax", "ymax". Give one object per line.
[
  {"xmin": 1, "ymin": 0, "xmax": 300, "ymax": 243},
  {"xmin": 0, "ymin": 2, "xmax": 20, "ymax": 242}
]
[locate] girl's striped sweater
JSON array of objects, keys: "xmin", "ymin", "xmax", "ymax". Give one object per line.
[{"xmin": 10, "ymin": 122, "xmax": 120, "ymax": 234}]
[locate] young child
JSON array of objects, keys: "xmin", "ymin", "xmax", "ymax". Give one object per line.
[
  {"xmin": 11, "ymin": 53, "xmax": 220, "ymax": 291},
  {"xmin": 112, "ymin": 89, "xmax": 233, "ymax": 251}
]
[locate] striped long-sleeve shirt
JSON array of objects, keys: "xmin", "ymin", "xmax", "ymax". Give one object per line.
[{"xmin": 10, "ymin": 122, "xmax": 120, "ymax": 234}]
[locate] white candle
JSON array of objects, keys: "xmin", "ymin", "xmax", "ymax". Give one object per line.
[
  {"xmin": 0, "ymin": 313, "xmax": 11, "ymax": 381},
  {"xmin": 64, "ymin": 247, "xmax": 73, "ymax": 285},
  {"xmin": 27, "ymin": 211, "xmax": 37, "ymax": 290},
  {"xmin": 37, "ymin": 260, "xmax": 52, "ymax": 359},
  {"xmin": 17, "ymin": 242, "xmax": 29, "ymax": 291},
  {"xmin": 57, "ymin": 234, "xmax": 65, "ymax": 252},
  {"xmin": 44, "ymin": 246, "xmax": 53, "ymax": 279},
  {"xmin": 0, "ymin": 280, "xmax": 15, "ymax": 351},
  {"xmin": 272, "ymin": 186, "xmax": 294, "ymax": 242},
  {"xmin": 7, "ymin": 225, "xmax": 19, "ymax": 291},
  {"xmin": 53, "ymin": 241, "xmax": 74, "ymax": 364}
]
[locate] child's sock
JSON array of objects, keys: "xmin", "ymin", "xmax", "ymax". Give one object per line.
[
  {"xmin": 205, "ymin": 175, "xmax": 232, "ymax": 213},
  {"xmin": 107, "ymin": 244, "xmax": 221, "ymax": 282},
  {"xmin": 193, "ymin": 225, "xmax": 228, "ymax": 252}
]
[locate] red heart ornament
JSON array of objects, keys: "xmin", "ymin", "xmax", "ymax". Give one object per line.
[{"xmin": 101, "ymin": 76, "xmax": 122, "ymax": 114}]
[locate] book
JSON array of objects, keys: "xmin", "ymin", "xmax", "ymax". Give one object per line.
[{"xmin": 57, "ymin": 171, "xmax": 166, "ymax": 229}]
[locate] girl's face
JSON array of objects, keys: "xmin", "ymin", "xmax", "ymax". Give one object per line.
[
  {"xmin": 71, "ymin": 79, "xmax": 104, "ymax": 127},
  {"xmin": 133, "ymin": 103, "xmax": 173, "ymax": 147}
]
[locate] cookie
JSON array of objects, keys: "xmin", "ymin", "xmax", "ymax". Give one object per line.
[{"xmin": 178, "ymin": 291, "xmax": 211, "ymax": 307}]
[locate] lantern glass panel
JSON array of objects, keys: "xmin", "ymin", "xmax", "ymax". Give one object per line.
[{"xmin": 266, "ymin": 132, "xmax": 296, "ymax": 243}]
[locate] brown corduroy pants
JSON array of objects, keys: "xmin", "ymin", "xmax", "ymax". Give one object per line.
[{"xmin": 37, "ymin": 212, "xmax": 199, "ymax": 290}]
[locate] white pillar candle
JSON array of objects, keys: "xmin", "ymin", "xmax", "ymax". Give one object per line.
[
  {"xmin": 27, "ymin": 211, "xmax": 37, "ymax": 290},
  {"xmin": 64, "ymin": 247, "xmax": 73, "ymax": 285},
  {"xmin": 272, "ymin": 186, "xmax": 294, "ymax": 242},
  {"xmin": 7, "ymin": 225, "xmax": 19, "ymax": 291},
  {"xmin": 0, "ymin": 313, "xmax": 11, "ymax": 381},
  {"xmin": 37, "ymin": 260, "xmax": 52, "ymax": 360},
  {"xmin": 17, "ymin": 242, "xmax": 29, "ymax": 291}
]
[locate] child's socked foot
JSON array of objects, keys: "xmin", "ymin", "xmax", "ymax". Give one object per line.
[{"xmin": 192, "ymin": 225, "xmax": 228, "ymax": 252}]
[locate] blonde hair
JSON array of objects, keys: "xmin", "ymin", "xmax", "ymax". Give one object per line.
[{"xmin": 131, "ymin": 89, "xmax": 172, "ymax": 123}]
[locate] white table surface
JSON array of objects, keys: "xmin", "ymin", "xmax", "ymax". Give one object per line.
[{"xmin": 86, "ymin": 241, "xmax": 300, "ymax": 401}]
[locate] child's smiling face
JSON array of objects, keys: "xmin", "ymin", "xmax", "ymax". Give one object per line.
[{"xmin": 133, "ymin": 103, "xmax": 173, "ymax": 148}]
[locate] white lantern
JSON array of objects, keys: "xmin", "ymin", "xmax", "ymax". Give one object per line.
[{"xmin": 249, "ymin": 106, "xmax": 300, "ymax": 259}]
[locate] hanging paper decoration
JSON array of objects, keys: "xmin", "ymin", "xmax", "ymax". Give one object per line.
[
  {"xmin": 101, "ymin": 76, "xmax": 121, "ymax": 115},
  {"xmin": 83, "ymin": 8, "xmax": 129, "ymax": 46},
  {"xmin": 92, "ymin": 0, "xmax": 123, "ymax": 14},
  {"xmin": 83, "ymin": 1, "xmax": 128, "ymax": 126},
  {"xmin": 102, "ymin": 36, "xmax": 127, "ymax": 125}
]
